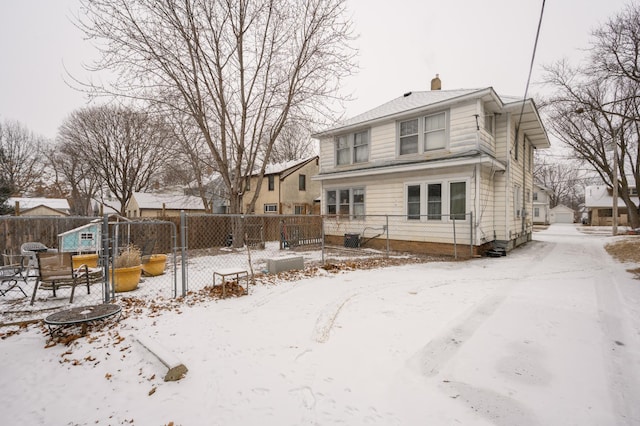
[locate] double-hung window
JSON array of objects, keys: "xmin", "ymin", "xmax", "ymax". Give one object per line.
[
  {"xmin": 427, "ymin": 183, "xmax": 442, "ymax": 220},
  {"xmin": 335, "ymin": 130, "xmax": 369, "ymax": 165},
  {"xmin": 398, "ymin": 111, "xmax": 448, "ymax": 155},
  {"xmin": 424, "ymin": 112, "xmax": 446, "ymax": 150},
  {"xmin": 449, "ymin": 182, "xmax": 466, "ymax": 220},
  {"xmin": 336, "ymin": 135, "xmax": 350, "ymax": 165},
  {"xmin": 400, "ymin": 119, "xmax": 419, "ymax": 155},
  {"xmin": 407, "ymin": 185, "xmax": 421, "ymax": 220},
  {"xmin": 326, "ymin": 188, "xmax": 365, "ymax": 219}
]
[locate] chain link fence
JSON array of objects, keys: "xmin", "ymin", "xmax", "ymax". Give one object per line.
[{"xmin": 1, "ymin": 212, "xmax": 474, "ymax": 323}]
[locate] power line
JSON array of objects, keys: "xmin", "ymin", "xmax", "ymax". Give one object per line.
[{"xmin": 517, "ymin": 0, "xmax": 546, "ymax": 132}]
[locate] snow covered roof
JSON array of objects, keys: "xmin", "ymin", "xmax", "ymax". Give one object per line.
[
  {"xmin": 313, "ymin": 87, "xmax": 550, "ymax": 148},
  {"xmin": 132, "ymin": 192, "xmax": 206, "ymax": 211},
  {"xmin": 584, "ymin": 185, "xmax": 640, "ymax": 208},
  {"xmin": 255, "ymin": 156, "xmax": 317, "ymax": 177},
  {"xmin": 315, "ymin": 89, "xmax": 486, "ymax": 136},
  {"xmin": 7, "ymin": 197, "xmax": 70, "ymax": 212}
]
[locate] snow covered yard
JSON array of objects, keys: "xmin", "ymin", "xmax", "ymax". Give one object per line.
[{"xmin": 1, "ymin": 224, "xmax": 639, "ymax": 425}]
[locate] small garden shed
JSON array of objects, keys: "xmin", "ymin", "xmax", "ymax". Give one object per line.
[{"xmin": 57, "ymin": 222, "xmax": 101, "ymax": 253}]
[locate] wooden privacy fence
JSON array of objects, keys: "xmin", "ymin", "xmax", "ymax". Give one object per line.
[{"xmin": 1, "ymin": 214, "xmax": 324, "ymax": 256}]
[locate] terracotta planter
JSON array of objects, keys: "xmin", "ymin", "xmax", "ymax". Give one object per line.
[
  {"xmin": 72, "ymin": 253, "xmax": 99, "ymax": 269},
  {"xmin": 113, "ymin": 265, "xmax": 142, "ymax": 292},
  {"xmin": 142, "ymin": 254, "xmax": 167, "ymax": 276}
]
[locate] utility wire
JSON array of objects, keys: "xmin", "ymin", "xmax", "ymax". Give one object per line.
[{"xmin": 517, "ymin": 0, "xmax": 546, "ymax": 132}]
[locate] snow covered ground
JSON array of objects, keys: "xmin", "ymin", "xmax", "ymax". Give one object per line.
[{"xmin": 1, "ymin": 224, "xmax": 639, "ymax": 425}]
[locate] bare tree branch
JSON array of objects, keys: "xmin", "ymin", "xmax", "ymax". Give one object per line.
[{"xmin": 76, "ymin": 0, "xmax": 356, "ymax": 216}]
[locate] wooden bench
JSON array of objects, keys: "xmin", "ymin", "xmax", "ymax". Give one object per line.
[{"xmin": 213, "ymin": 268, "xmax": 249, "ymax": 297}]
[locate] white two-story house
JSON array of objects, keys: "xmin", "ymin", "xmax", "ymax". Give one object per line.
[{"xmin": 312, "ymin": 77, "xmax": 550, "ymax": 257}]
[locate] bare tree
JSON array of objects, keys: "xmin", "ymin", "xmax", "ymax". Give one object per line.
[
  {"xmin": 76, "ymin": 0, "xmax": 355, "ymax": 217},
  {"xmin": 542, "ymin": 3, "xmax": 640, "ymax": 228},
  {"xmin": 164, "ymin": 112, "xmax": 219, "ymax": 213},
  {"xmin": 0, "ymin": 147, "xmax": 14, "ymax": 214},
  {"xmin": 534, "ymin": 156, "xmax": 583, "ymax": 209},
  {"xmin": 0, "ymin": 119, "xmax": 46, "ymax": 196},
  {"xmin": 48, "ymin": 141, "xmax": 101, "ymax": 216},
  {"xmin": 58, "ymin": 105, "xmax": 172, "ymax": 215},
  {"xmin": 267, "ymin": 121, "xmax": 317, "ymax": 164}
]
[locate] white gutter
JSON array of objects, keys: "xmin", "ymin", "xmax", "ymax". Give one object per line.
[{"xmin": 311, "ymin": 153, "xmax": 505, "ymax": 181}]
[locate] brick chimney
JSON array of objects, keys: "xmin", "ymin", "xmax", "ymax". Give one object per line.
[{"xmin": 431, "ymin": 74, "xmax": 441, "ymax": 90}]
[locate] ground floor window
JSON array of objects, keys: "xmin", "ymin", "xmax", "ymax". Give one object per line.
[
  {"xmin": 264, "ymin": 203, "xmax": 277, "ymax": 213},
  {"xmin": 326, "ymin": 188, "xmax": 365, "ymax": 219},
  {"xmin": 294, "ymin": 205, "xmax": 305, "ymax": 215},
  {"xmin": 534, "ymin": 207, "xmax": 540, "ymax": 217},
  {"xmin": 405, "ymin": 180, "xmax": 467, "ymax": 221}
]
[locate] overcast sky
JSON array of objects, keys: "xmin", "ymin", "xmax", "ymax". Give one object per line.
[{"xmin": 0, "ymin": 0, "xmax": 632, "ymax": 140}]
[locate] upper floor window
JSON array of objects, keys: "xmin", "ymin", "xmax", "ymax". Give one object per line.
[
  {"xmin": 268, "ymin": 175, "xmax": 274, "ymax": 191},
  {"xmin": 299, "ymin": 174, "xmax": 306, "ymax": 191},
  {"xmin": 424, "ymin": 112, "xmax": 446, "ymax": 150},
  {"xmin": 398, "ymin": 111, "xmax": 448, "ymax": 155},
  {"xmin": 484, "ymin": 114, "xmax": 494, "ymax": 136},
  {"xmin": 335, "ymin": 130, "xmax": 369, "ymax": 165},
  {"xmin": 533, "ymin": 192, "xmax": 538, "ymax": 201}
]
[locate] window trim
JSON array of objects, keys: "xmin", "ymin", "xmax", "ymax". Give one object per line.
[{"xmin": 397, "ymin": 110, "xmax": 449, "ymax": 156}]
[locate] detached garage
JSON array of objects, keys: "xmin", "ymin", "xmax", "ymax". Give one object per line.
[{"xmin": 550, "ymin": 205, "xmax": 575, "ymax": 224}]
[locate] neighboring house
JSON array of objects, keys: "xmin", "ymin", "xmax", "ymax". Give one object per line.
[
  {"xmin": 584, "ymin": 184, "xmax": 639, "ymax": 226},
  {"xmin": 549, "ymin": 204, "xmax": 575, "ymax": 224},
  {"xmin": 243, "ymin": 156, "xmax": 320, "ymax": 215},
  {"xmin": 532, "ymin": 184, "xmax": 552, "ymax": 225},
  {"xmin": 126, "ymin": 192, "xmax": 207, "ymax": 217},
  {"xmin": 7, "ymin": 197, "xmax": 71, "ymax": 216},
  {"xmin": 312, "ymin": 78, "xmax": 550, "ymax": 256}
]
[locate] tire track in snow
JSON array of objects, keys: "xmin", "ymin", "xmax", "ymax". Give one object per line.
[{"xmin": 408, "ymin": 284, "xmax": 513, "ymax": 377}]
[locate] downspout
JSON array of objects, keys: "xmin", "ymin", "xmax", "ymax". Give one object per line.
[
  {"xmin": 475, "ymin": 163, "xmax": 480, "ymax": 250},
  {"xmin": 505, "ymin": 112, "xmax": 512, "ymax": 242},
  {"xmin": 522, "ymin": 137, "xmax": 527, "ymax": 236}
]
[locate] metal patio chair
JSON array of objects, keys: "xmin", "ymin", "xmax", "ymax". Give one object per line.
[
  {"xmin": 0, "ymin": 254, "xmax": 30, "ymax": 297},
  {"xmin": 31, "ymin": 252, "xmax": 97, "ymax": 305}
]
